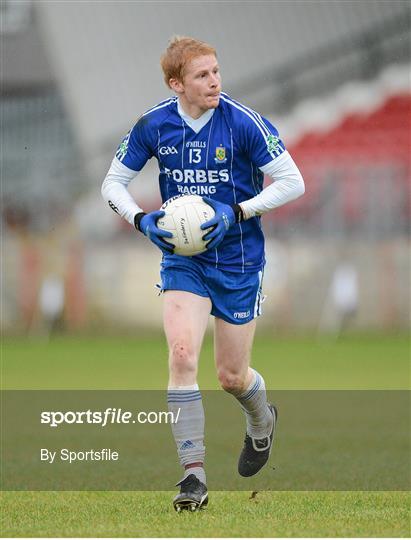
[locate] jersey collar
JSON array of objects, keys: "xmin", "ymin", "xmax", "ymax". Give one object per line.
[{"xmin": 177, "ymin": 98, "xmax": 215, "ymax": 134}]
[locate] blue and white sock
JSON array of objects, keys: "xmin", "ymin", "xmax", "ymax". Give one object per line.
[
  {"xmin": 234, "ymin": 369, "xmax": 273, "ymax": 439},
  {"xmin": 167, "ymin": 384, "xmax": 206, "ymax": 485}
]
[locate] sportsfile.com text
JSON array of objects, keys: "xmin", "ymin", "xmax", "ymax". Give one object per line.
[{"xmin": 40, "ymin": 408, "xmax": 181, "ymax": 427}]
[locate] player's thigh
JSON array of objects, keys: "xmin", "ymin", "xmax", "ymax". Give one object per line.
[
  {"xmin": 214, "ymin": 317, "xmax": 257, "ymax": 377},
  {"xmin": 163, "ymin": 290, "xmax": 211, "ymax": 359}
]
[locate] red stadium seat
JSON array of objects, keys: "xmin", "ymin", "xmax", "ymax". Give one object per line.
[{"xmin": 265, "ymin": 93, "xmax": 411, "ymax": 228}]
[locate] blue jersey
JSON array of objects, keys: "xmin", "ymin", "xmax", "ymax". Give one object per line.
[{"xmin": 116, "ymin": 92, "xmax": 286, "ymax": 273}]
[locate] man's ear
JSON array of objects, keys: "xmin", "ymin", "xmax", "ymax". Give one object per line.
[{"xmin": 169, "ymin": 78, "xmax": 184, "ymax": 94}]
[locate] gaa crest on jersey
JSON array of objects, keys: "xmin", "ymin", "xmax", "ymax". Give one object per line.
[
  {"xmin": 214, "ymin": 145, "xmax": 227, "ymax": 164},
  {"xmin": 266, "ymin": 134, "xmax": 280, "ymax": 153}
]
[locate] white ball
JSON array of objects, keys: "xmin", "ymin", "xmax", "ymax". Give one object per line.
[{"xmin": 157, "ymin": 195, "xmax": 215, "ymax": 256}]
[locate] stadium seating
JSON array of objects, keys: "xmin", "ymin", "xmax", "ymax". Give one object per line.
[{"xmin": 267, "ymin": 93, "xmax": 411, "ymax": 233}]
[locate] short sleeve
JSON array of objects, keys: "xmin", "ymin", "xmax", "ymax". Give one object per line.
[
  {"xmin": 243, "ymin": 113, "xmax": 286, "ymax": 168},
  {"xmin": 115, "ymin": 115, "xmax": 155, "ymax": 171}
]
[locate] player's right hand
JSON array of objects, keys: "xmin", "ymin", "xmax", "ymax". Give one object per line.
[{"xmin": 135, "ymin": 211, "xmax": 175, "ymax": 254}]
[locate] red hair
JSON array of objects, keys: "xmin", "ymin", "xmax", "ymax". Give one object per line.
[{"xmin": 160, "ymin": 36, "xmax": 217, "ymax": 87}]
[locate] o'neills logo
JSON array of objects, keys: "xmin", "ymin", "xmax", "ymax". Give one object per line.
[
  {"xmin": 234, "ymin": 310, "xmax": 250, "ymax": 319},
  {"xmin": 161, "ymin": 195, "xmax": 183, "ymax": 209}
]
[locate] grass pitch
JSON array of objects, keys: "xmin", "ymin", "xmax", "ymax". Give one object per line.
[
  {"xmin": 3, "ymin": 332, "xmax": 408, "ymax": 390},
  {"xmin": 1, "ymin": 491, "xmax": 410, "ymax": 537},
  {"xmin": 1, "ymin": 333, "xmax": 410, "ymax": 537}
]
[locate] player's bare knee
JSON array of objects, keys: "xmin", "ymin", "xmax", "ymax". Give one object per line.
[
  {"xmin": 218, "ymin": 370, "xmax": 246, "ymax": 394},
  {"xmin": 169, "ymin": 341, "xmax": 197, "ymax": 374}
]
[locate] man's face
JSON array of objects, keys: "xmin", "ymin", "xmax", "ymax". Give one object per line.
[{"xmin": 171, "ymin": 54, "xmax": 221, "ymax": 117}]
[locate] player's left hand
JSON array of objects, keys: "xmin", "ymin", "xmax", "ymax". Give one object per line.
[{"xmin": 201, "ymin": 197, "xmax": 236, "ymax": 250}]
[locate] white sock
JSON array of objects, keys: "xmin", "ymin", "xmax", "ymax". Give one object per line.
[
  {"xmin": 183, "ymin": 466, "xmax": 206, "ymax": 485},
  {"xmin": 167, "ymin": 384, "xmax": 206, "ymax": 480},
  {"xmin": 234, "ymin": 369, "xmax": 273, "ymax": 439}
]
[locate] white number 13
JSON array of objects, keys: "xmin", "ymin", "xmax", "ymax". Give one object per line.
[{"xmin": 189, "ymin": 149, "xmax": 202, "ymax": 163}]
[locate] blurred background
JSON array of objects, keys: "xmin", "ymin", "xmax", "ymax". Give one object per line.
[{"xmin": 2, "ymin": 0, "xmax": 410, "ymax": 337}]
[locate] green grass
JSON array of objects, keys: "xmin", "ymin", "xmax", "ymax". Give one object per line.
[
  {"xmin": 1, "ymin": 333, "xmax": 409, "ymax": 537},
  {"xmin": 1, "ymin": 491, "xmax": 410, "ymax": 537},
  {"xmin": 2, "ymin": 333, "xmax": 409, "ymax": 389}
]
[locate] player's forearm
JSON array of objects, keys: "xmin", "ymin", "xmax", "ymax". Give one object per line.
[
  {"xmin": 101, "ymin": 157, "xmax": 144, "ymax": 225},
  {"xmin": 239, "ymin": 152, "xmax": 305, "ymax": 220}
]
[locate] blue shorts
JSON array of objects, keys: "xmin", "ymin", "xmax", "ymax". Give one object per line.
[{"xmin": 160, "ymin": 256, "xmax": 264, "ymax": 325}]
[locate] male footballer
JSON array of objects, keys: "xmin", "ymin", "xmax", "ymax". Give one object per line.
[{"xmin": 102, "ymin": 36, "xmax": 305, "ymax": 511}]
